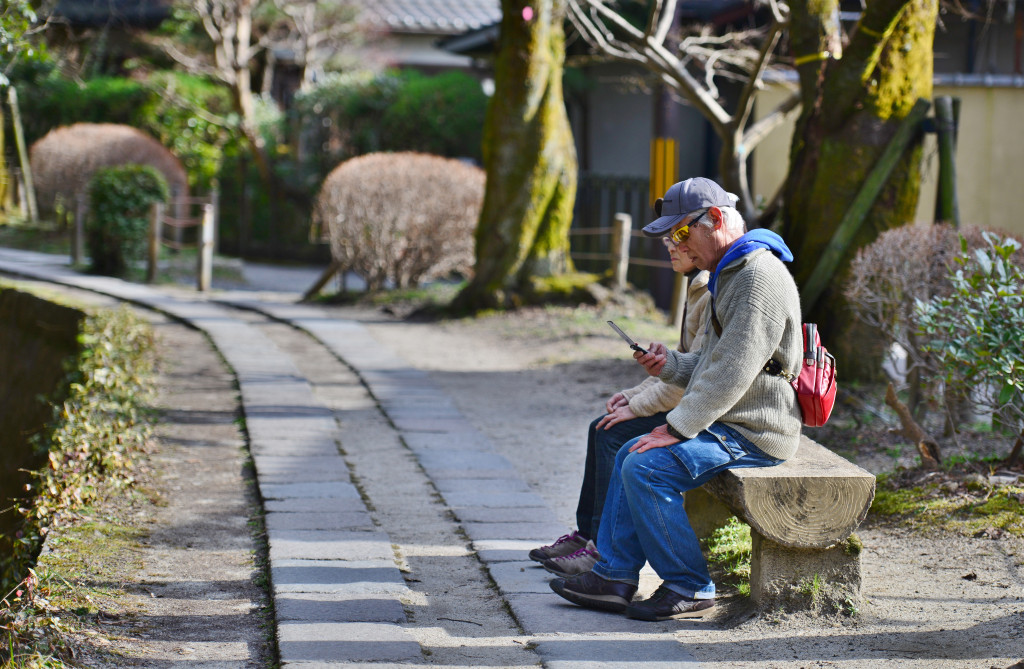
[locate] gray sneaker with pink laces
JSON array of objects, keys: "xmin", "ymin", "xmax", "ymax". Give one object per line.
[
  {"xmin": 541, "ymin": 541, "xmax": 601, "ymax": 577},
  {"xmin": 528, "ymin": 531, "xmax": 589, "ymax": 563}
]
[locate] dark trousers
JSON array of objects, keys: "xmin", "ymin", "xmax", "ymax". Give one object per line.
[{"xmin": 574, "ymin": 411, "xmax": 669, "ymax": 541}]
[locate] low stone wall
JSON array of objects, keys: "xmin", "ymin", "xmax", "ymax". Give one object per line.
[{"xmin": 0, "ymin": 288, "xmax": 84, "ymax": 551}]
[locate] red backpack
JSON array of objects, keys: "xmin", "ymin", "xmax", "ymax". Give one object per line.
[
  {"xmin": 789, "ymin": 323, "xmax": 837, "ymax": 427},
  {"xmin": 711, "ymin": 312, "xmax": 837, "ymax": 427}
]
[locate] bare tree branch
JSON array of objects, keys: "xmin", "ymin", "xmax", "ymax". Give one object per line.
[{"xmin": 567, "ymin": 0, "xmax": 799, "ymax": 220}]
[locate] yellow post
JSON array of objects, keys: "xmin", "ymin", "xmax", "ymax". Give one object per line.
[{"xmin": 649, "ymin": 137, "xmax": 678, "ymax": 205}]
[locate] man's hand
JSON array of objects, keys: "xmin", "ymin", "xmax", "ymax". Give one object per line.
[
  {"xmin": 597, "ymin": 404, "xmax": 637, "ymax": 430},
  {"xmin": 628, "ymin": 423, "xmax": 681, "ymax": 453},
  {"xmin": 634, "ymin": 342, "xmax": 668, "ymax": 377},
  {"xmin": 605, "ymin": 392, "xmax": 629, "ymax": 413}
]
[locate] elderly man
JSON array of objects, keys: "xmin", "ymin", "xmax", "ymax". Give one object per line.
[{"xmin": 550, "ymin": 177, "xmax": 803, "ymax": 621}]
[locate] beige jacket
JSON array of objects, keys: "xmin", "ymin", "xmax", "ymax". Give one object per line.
[{"xmin": 619, "ymin": 271, "xmax": 711, "ymax": 417}]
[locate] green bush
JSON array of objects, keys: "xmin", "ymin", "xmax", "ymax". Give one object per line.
[
  {"xmin": 916, "ymin": 232, "xmax": 1024, "ymax": 456},
  {"xmin": 292, "ymin": 69, "xmax": 487, "ymax": 189},
  {"xmin": 380, "ymin": 70, "xmax": 488, "ymax": 160},
  {"xmin": 11, "ymin": 66, "xmax": 151, "ymax": 147},
  {"xmin": 86, "ymin": 165, "xmax": 169, "ymax": 276}
]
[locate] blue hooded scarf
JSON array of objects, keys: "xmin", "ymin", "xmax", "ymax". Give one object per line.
[{"xmin": 707, "ymin": 229, "xmax": 794, "ymax": 295}]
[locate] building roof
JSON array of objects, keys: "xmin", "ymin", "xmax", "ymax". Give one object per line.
[
  {"xmin": 50, "ymin": 0, "xmax": 171, "ymax": 28},
  {"xmin": 362, "ymin": 0, "xmax": 501, "ymax": 36}
]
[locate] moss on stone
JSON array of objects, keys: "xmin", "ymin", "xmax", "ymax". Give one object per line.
[{"xmin": 844, "ymin": 533, "xmax": 863, "ymax": 556}]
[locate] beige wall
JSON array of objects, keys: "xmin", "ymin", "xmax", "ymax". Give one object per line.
[{"xmin": 751, "ymin": 83, "xmax": 1024, "ymax": 239}]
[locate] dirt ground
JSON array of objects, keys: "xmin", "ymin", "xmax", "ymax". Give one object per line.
[{"xmin": 358, "ymin": 302, "xmax": 1024, "ymax": 669}]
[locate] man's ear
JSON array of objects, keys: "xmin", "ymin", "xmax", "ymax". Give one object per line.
[{"xmin": 708, "ymin": 206, "xmax": 723, "ymax": 228}]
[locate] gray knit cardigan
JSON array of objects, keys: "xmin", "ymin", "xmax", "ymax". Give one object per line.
[{"xmin": 658, "ymin": 248, "xmax": 803, "ymax": 461}]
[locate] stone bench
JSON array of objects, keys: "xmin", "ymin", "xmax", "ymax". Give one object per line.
[{"xmin": 685, "ymin": 435, "xmax": 875, "ymax": 611}]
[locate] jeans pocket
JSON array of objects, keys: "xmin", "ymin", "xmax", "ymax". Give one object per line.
[{"xmin": 671, "ymin": 425, "xmax": 744, "ymax": 480}]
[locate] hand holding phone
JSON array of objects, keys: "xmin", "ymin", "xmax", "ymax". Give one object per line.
[{"xmin": 607, "ymin": 321, "xmax": 648, "ymax": 355}]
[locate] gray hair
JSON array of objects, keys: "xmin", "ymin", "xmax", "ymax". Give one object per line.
[{"xmin": 693, "ymin": 206, "xmax": 747, "ymax": 234}]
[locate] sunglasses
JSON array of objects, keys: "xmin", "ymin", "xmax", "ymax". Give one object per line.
[{"xmin": 662, "ymin": 210, "xmax": 706, "ymax": 247}]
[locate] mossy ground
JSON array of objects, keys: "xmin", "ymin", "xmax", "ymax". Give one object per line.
[{"xmin": 871, "ymin": 474, "xmax": 1024, "ymax": 538}]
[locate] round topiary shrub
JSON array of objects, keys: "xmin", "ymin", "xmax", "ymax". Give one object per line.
[
  {"xmin": 87, "ymin": 165, "xmax": 169, "ymax": 277},
  {"xmin": 315, "ymin": 152, "xmax": 485, "ymax": 291},
  {"xmin": 29, "ymin": 123, "xmax": 187, "ymax": 219}
]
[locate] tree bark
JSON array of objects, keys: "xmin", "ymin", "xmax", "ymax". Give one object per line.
[
  {"xmin": 781, "ymin": 0, "xmax": 937, "ymax": 377},
  {"xmin": 453, "ymin": 0, "xmax": 578, "ymax": 311}
]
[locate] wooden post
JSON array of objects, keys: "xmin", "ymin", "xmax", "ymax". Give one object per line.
[
  {"xmin": 302, "ymin": 260, "xmax": 344, "ymax": 301},
  {"xmin": 210, "ymin": 187, "xmax": 220, "ymax": 253},
  {"xmin": 197, "ymin": 203, "xmax": 214, "ymax": 291},
  {"xmin": 611, "ymin": 213, "xmax": 632, "ymax": 290},
  {"xmin": 171, "ymin": 186, "xmax": 184, "ymax": 251},
  {"xmin": 71, "ymin": 193, "xmax": 86, "ymax": 266},
  {"xmin": 7, "ymin": 87, "xmax": 37, "ymax": 222},
  {"xmin": 933, "ymin": 96, "xmax": 960, "ymax": 227},
  {"xmin": 148, "ymin": 202, "xmax": 164, "ymax": 283}
]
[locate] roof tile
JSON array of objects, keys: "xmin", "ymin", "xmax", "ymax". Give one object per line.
[{"xmin": 363, "ymin": 0, "xmax": 501, "ymax": 35}]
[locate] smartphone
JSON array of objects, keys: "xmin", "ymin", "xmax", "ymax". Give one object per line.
[{"xmin": 607, "ymin": 321, "xmax": 648, "ymax": 355}]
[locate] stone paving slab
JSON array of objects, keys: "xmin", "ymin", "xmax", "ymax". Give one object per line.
[
  {"xmin": 401, "ymin": 430, "xmax": 496, "ymax": 452},
  {"xmin": 249, "ymin": 438, "xmax": 341, "ymax": 458},
  {"xmin": 461, "ymin": 521, "xmax": 570, "ymax": 542},
  {"xmin": 269, "ymin": 530, "xmax": 395, "ymax": 561},
  {"xmin": 535, "ymin": 636, "xmax": 699, "ymax": 667},
  {"xmin": 264, "ymin": 497, "xmax": 370, "ymax": 514},
  {"xmin": 266, "ymin": 511, "xmax": 374, "ymax": 532},
  {"xmin": 473, "ymin": 539, "xmax": 548, "ymax": 564},
  {"xmin": 488, "ymin": 561, "xmax": 557, "ymax": 594},
  {"xmin": 415, "ymin": 450, "xmax": 517, "ymax": 471},
  {"xmin": 450, "ymin": 505, "xmax": 562, "ymax": 524},
  {"xmin": 253, "ymin": 455, "xmax": 350, "ymax": 483},
  {"xmin": 443, "ymin": 491, "xmax": 551, "ymax": 509},
  {"xmin": 275, "ymin": 593, "xmax": 407, "ymax": 623},
  {"xmin": 505, "ymin": 594, "xmax": 678, "ymax": 634},
  {"xmin": 260, "ymin": 481, "xmax": 361, "ymax": 501},
  {"xmin": 431, "ymin": 477, "xmax": 531, "ymax": 493},
  {"xmin": 271, "ymin": 559, "xmax": 408, "ymax": 595},
  {"xmin": 277, "ymin": 622, "xmax": 422, "ymax": 663}
]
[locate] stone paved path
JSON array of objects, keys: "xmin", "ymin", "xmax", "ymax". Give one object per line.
[{"xmin": 0, "ymin": 248, "xmax": 701, "ymax": 668}]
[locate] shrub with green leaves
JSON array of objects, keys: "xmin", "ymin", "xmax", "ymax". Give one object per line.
[
  {"xmin": 86, "ymin": 165, "xmax": 169, "ymax": 276},
  {"xmin": 916, "ymin": 232, "xmax": 1024, "ymax": 458},
  {"xmin": 380, "ymin": 70, "xmax": 488, "ymax": 160},
  {"xmin": 292, "ymin": 69, "xmax": 487, "ymax": 188}
]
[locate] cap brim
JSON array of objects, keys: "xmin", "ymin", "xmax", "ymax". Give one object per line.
[{"xmin": 642, "ymin": 212, "xmax": 686, "ymax": 237}]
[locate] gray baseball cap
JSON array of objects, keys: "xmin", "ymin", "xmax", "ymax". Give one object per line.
[{"xmin": 643, "ymin": 178, "xmax": 737, "ymax": 237}]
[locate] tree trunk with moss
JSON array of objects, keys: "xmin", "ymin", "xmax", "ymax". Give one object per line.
[
  {"xmin": 780, "ymin": 0, "xmax": 937, "ymax": 376},
  {"xmin": 453, "ymin": 0, "xmax": 579, "ymax": 311}
]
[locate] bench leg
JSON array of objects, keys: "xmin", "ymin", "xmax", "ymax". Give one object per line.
[
  {"xmin": 684, "ymin": 487, "xmax": 735, "ymax": 539},
  {"xmin": 749, "ymin": 529, "xmax": 863, "ymax": 613}
]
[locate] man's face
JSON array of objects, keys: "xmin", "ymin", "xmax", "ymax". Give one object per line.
[{"xmin": 677, "ymin": 209, "xmax": 720, "ymax": 271}]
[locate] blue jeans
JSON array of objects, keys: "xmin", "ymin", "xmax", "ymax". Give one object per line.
[
  {"xmin": 591, "ymin": 422, "xmax": 782, "ymax": 599},
  {"xmin": 575, "ymin": 412, "xmax": 669, "ymax": 541}
]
